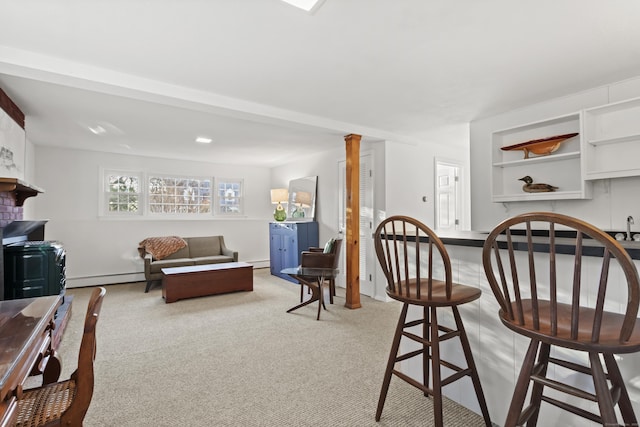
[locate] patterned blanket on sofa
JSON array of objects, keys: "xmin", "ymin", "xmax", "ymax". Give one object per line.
[{"xmin": 138, "ymin": 236, "xmax": 187, "ymax": 260}]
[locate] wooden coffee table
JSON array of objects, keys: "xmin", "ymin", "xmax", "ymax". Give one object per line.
[{"xmin": 161, "ymin": 262, "xmax": 253, "ymax": 303}]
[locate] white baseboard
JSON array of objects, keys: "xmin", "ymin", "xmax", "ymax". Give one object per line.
[{"xmin": 66, "ymin": 273, "xmax": 145, "ymax": 288}]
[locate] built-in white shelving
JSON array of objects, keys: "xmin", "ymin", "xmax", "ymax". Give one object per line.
[
  {"xmin": 583, "ymin": 97, "xmax": 640, "ymax": 180},
  {"xmin": 491, "ymin": 96, "xmax": 640, "ymax": 201},
  {"xmin": 491, "ymin": 112, "xmax": 591, "ymax": 202}
]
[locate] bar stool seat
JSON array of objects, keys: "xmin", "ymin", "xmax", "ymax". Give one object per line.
[
  {"xmin": 505, "ymin": 300, "xmax": 640, "ymax": 352},
  {"xmin": 374, "ymin": 215, "xmax": 492, "ymax": 426}
]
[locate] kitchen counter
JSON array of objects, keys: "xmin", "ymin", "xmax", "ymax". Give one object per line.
[{"xmin": 433, "ymin": 229, "xmax": 640, "ymax": 260}]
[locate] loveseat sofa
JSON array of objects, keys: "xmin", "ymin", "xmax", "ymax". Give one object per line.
[{"xmin": 139, "ymin": 236, "xmax": 238, "ymax": 292}]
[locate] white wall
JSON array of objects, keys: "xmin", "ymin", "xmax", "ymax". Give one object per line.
[
  {"xmin": 22, "ymin": 137, "xmax": 36, "ymax": 219},
  {"xmin": 470, "ymin": 75, "xmax": 640, "ymax": 231},
  {"xmin": 382, "ymin": 136, "xmax": 470, "ymax": 229},
  {"xmin": 30, "ymin": 146, "xmax": 274, "ymax": 287}
]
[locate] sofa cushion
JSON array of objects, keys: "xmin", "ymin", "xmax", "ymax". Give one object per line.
[
  {"xmin": 193, "ymin": 256, "xmax": 234, "ymax": 265},
  {"xmin": 188, "ymin": 236, "xmax": 222, "ymax": 258},
  {"xmin": 149, "ymin": 258, "xmax": 196, "ymax": 273}
]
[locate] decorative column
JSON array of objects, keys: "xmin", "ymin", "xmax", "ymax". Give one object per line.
[{"xmin": 344, "ymin": 134, "xmax": 361, "ymax": 309}]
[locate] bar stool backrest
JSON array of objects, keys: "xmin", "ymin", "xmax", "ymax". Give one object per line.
[
  {"xmin": 482, "ymin": 212, "xmax": 640, "ymax": 345},
  {"xmin": 374, "ymin": 215, "xmax": 452, "ymax": 300}
]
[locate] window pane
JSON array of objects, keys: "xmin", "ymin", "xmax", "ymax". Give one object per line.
[
  {"xmin": 104, "ymin": 172, "xmax": 141, "ymax": 214},
  {"xmin": 215, "ymin": 178, "xmax": 243, "ymax": 215}
]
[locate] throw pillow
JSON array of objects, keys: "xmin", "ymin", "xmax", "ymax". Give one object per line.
[{"xmin": 323, "ymin": 238, "xmax": 335, "ymax": 254}]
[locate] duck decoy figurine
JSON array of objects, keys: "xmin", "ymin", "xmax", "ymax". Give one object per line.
[{"xmin": 518, "ymin": 175, "xmax": 558, "ymax": 193}]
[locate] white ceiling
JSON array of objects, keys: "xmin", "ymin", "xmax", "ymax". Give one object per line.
[{"xmin": 1, "ymin": 1, "xmax": 640, "ymax": 167}]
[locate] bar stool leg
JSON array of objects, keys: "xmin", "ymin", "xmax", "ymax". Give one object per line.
[
  {"xmin": 505, "ymin": 339, "xmax": 540, "ymax": 427},
  {"xmin": 604, "ymin": 353, "xmax": 638, "ymax": 426},
  {"xmin": 590, "ymin": 352, "xmax": 618, "ymax": 426},
  {"xmin": 423, "ymin": 306, "xmax": 430, "ymax": 397},
  {"xmin": 430, "ymin": 307, "xmax": 444, "ymax": 427},
  {"xmin": 452, "ymin": 307, "xmax": 492, "ymax": 426},
  {"xmin": 525, "ymin": 342, "xmax": 550, "ymax": 427},
  {"xmin": 376, "ymin": 303, "xmax": 409, "ymax": 421}
]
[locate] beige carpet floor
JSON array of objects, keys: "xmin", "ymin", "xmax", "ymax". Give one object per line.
[{"xmin": 52, "ymin": 268, "xmax": 489, "ymax": 426}]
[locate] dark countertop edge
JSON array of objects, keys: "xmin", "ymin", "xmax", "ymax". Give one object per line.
[{"xmin": 433, "ymin": 230, "xmax": 640, "ymax": 260}]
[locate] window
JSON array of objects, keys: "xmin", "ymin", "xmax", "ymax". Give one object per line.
[
  {"xmin": 104, "ymin": 171, "xmax": 142, "ymax": 215},
  {"xmin": 215, "ymin": 178, "xmax": 244, "ymax": 215},
  {"xmin": 148, "ymin": 175, "xmax": 211, "ymax": 214},
  {"xmin": 100, "ymin": 170, "xmax": 243, "ymax": 218}
]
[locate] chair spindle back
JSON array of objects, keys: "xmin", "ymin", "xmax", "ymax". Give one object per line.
[
  {"xmin": 482, "ymin": 212, "xmax": 640, "ymax": 344},
  {"xmin": 374, "ymin": 216, "xmax": 452, "ymax": 300}
]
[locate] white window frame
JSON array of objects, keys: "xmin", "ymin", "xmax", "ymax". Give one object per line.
[
  {"xmin": 214, "ymin": 178, "xmax": 244, "ymax": 216},
  {"xmin": 101, "ymin": 169, "xmax": 143, "ymax": 216}
]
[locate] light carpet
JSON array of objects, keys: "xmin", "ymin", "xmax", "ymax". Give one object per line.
[{"xmin": 53, "ymin": 268, "xmax": 488, "ymax": 426}]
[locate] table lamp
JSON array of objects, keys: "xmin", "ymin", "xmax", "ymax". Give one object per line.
[{"xmin": 270, "ymin": 188, "xmax": 288, "ymax": 221}]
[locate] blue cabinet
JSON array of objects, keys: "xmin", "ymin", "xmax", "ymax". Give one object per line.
[{"xmin": 269, "ymin": 221, "xmax": 319, "ymax": 282}]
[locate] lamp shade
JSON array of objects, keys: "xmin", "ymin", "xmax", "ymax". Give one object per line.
[{"xmin": 270, "ymin": 188, "xmax": 289, "ymax": 204}]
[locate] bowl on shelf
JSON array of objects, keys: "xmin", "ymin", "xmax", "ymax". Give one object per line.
[{"xmin": 501, "ymin": 132, "xmax": 578, "ymax": 159}]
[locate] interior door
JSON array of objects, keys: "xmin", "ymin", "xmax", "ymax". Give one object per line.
[
  {"xmin": 338, "ymin": 153, "xmax": 374, "ymax": 297},
  {"xmin": 435, "ymin": 161, "xmax": 460, "ymax": 231}
]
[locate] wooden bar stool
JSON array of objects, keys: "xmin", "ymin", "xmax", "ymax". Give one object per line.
[
  {"xmin": 482, "ymin": 212, "xmax": 640, "ymax": 426},
  {"xmin": 374, "ymin": 215, "xmax": 491, "ymax": 426}
]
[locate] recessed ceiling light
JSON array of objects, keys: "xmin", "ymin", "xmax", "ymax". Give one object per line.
[
  {"xmin": 195, "ymin": 136, "xmax": 212, "ymax": 144},
  {"xmin": 281, "ymin": 0, "xmax": 325, "ymax": 12}
]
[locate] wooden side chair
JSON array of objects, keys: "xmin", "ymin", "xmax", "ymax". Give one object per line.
[
  {"xmin": 301, "ymin": 238, "xmax": 343, "ymax": 303},
  {"xmin": 374, "ymin": 216, "xmax": 491, "ymax": 426},
  {"xmin": 14, "ymin": 287, "xmax": 106, "ymax": 427},
  {"xmin": 482, "ymin": 212, "xmax": 640, "ymax": 426}
]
